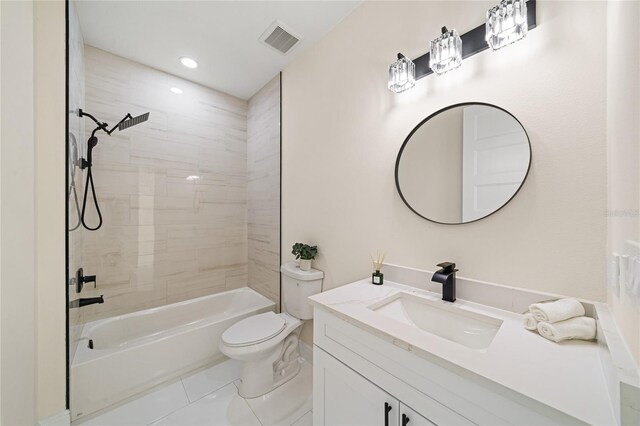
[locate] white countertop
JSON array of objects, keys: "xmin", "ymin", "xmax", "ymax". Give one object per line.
[{"xmin": 309, "ymin": 279, "xmax": 617, "ymax": 425}]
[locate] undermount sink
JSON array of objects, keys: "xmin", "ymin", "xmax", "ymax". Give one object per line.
[{"xmin": 368, "ymin": 292, "xmax": 502, "ymax": 350}]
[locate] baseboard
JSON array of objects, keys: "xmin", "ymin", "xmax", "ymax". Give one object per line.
[
  {"xmin": 37, "ymin": 410, "xmax": 70, "ymax": 426},
  {"xmin": 299, "ymin": 341, "xmax": 313, "ymax": 364}
]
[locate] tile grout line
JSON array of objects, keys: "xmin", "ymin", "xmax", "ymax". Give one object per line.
[
  {"xmin": 180, "ymin": 361, "xmax": 243, "ymax": 404},
  {"xmin": 288, "ymin": 409, "xmax": 312, "ymax": 426},
  {"xmin": 144, "ymin": 380, "xmax": 192, "ymax": 426},
  {"xmin": 178, "ymin": 377, "xmax": 190, "ymax": 402},
  {"xmin": 233, "ymin": 381, "xmax": 264, "ymax": 426},
  {"xmin": 183, "ymin": 377, "xmax": 238, "ymax": 405}
]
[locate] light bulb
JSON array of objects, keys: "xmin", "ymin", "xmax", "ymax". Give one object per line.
[
  {"xmin": 486, "ymin": 0, "xmax": 528, "ymax": 50},
  {"xmin": 388, "ymin": 53, "xmax": 416, "ymax": 93},
  {"xmin": 429, "ymin": 27, "xmax": 462, "ymax": 75}
]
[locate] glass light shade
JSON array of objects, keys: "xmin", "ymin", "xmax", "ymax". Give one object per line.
[
  {"xmin": 430, "ymin": 28, "xmax": 462, "ymax": 75},
  {"xmin": 486, "ymin": 0, "xmax": 528, "ymax": 50},
  {"xmin": 388, "ymin": 54, "xmax": 416, "ymax": 93}
]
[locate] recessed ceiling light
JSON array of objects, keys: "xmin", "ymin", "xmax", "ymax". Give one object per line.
[
  {"xmin": 186, "ymin": 175, "xmax": 201, "ymax": 181},
  {"xmin": 180, "ymin": 57, "xmax": 198, "ymax": 69},
  {"xmin": 170, "ymin": 87, "xmax": 183, "ymax": 94}
]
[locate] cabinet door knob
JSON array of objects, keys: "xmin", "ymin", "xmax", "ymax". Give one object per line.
[
  {"xmin": 384, "ymin": 402, "xmax": 392, "ymax": 426},
  {"xmin": 402, "ymin": 413, "xmax": 410, "ymax": 426}
]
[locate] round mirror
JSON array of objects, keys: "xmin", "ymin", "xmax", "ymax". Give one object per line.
[{"xmin": 395, "ymin": 103, "xmax": 531, "ymax": 224}]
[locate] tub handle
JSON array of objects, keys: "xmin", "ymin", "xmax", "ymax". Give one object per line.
[{"xmin": 76, "ymin": 267, "xmax": 97, "ymax": 293}]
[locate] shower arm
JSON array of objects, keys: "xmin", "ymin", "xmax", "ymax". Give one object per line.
[
  {"xmin": 106, "ymin": 113, "xmax": 133, "ymax": 135},
  {"xmin": 79, "ymin": 109, "xmax": 133, "ymax": 136},
  {"xmin": 78, "ymin": 109, "xmax": 135, "ymax": 170}
]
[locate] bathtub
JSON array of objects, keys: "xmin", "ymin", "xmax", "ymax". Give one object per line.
[{"xmin": 71, "ymin": 287, "xmax": 275, "ymax": 421}]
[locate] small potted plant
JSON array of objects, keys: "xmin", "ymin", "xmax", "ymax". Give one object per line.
[{"xmin": 292, "ymin": 243, "xmax": 318, "ymax": 271}]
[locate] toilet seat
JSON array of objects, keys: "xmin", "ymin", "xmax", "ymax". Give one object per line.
[{"xmin": 222, "ymin": 312, "xmax": 286, "ymax": 347}]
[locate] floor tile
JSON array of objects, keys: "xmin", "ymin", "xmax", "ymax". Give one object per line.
[
  {"xmin": 151, "ymin": 383, "xmax": 260, "ymax": 426},
  {"xmin": 181, "ymin": 358, "xmax": 242, "ymax": 402},
  {"xmin": 291, "ymin": 411, "xmax": 312, "ymax": 426},
  {"xmin": 244, "ymin": 360, "xmax": 313, "ymax": 426},
  {"xmin": 75, "ymin": 380, "xmax": 189, "ymax": 426}
]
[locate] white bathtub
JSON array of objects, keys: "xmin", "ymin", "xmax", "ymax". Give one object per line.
[{"xmin": 71, "ymin": 287, "xmax": 275, "ymax": 421}]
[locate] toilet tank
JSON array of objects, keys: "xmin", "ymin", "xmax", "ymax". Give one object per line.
[{"xmin": 281, "ymin": 261, "xmax": 324, "ymax": 320}]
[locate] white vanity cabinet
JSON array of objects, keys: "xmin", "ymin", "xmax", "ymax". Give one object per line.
[
  {"xmin": 314, "ymin": 347, "xmax": 399, "ymax": 426},
  {"xmin": 312, "ymin": 306, "xmax": 586, "ymax": 425},
  {"xmin": 314, "ymin": 348, "xmax": 434, "ymax": 426},
  {"xmin": 310, "ymin": 279, "xmax": 621, "ymax": 425},
  {"xmin": 400, "ymin": 403, "xmax": 436, "ymax": 426}
]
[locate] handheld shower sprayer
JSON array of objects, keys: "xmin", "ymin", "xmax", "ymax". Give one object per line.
[{"xmin": 75, "ymin": 109, "xmax": 150, "ymax": 231}]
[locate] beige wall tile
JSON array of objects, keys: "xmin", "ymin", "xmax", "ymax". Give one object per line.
[
  {"xmin": 247, "ymin": 75, "xmax": 281, "ymax": 304},
  {"xmin": 81, "ymin": 46, "xmax": 250, "ymax": 321}
]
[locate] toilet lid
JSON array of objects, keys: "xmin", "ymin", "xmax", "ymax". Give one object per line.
[{"xmin": 222, "ymin": 312, "xmax": 286, "ymax": 347}]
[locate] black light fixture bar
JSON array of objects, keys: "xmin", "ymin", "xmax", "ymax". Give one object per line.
[{"xmin": 413, "ymin": 0, "xmax": 537, "ymax": 80}]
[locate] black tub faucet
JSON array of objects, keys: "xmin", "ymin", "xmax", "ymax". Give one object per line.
[
  {"xmin": 431, "ymin": 262, "xmax": 458, "ymax": 302},
  {"xmin": 70, "ymin": 295, "xmax": 104, "ymax": 309}
]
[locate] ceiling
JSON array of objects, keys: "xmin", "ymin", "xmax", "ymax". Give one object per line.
[{"xmin": 76, "ymin": 1, "xmax": 361, "ymax": 100}]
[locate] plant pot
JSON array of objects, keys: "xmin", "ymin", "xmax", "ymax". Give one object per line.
[{"xmin": 299, "ymin": 259, "xmax": 312, "ymax": 271}]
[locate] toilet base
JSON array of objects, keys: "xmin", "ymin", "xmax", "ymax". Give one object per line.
[
  {"xmin": 237, "ymin": 334, "xmax": 302, "ymax": 398},
  {"xmin": 239, "ymin": 357, "xmax": 302, "ymax": 399}
]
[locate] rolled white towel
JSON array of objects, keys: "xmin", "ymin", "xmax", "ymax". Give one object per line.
[
  {"xmin": 529, "ymin": 298, "xmax": 585, "ymax": 323},
  {"xmin": 523, "ymin": 312, "xmax": 538, "ymax": 331},
  {"xmin": 536, "ymin": 316, "xmax": 597, "ymax": 343}
]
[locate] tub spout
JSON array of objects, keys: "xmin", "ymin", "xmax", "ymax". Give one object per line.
[
  {"xmin": 70, "ymin": 295, "xmax": 104, "ymax": 308},
  {"xmin": 80, "ymin": 296, "xmax": 104, "ymax": 307}
]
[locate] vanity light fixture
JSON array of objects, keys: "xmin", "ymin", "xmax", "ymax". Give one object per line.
[
  {"xmin": 186, "ymin": 175, "xmax": 201, "ymax": 181},
  {"xmin": 385, "ymin": 0, "xmax": 536, "ymax": 91},
  {"xmin": 180, "ymin": 57, "xmax": 198, "ymax": 69},
  {"xmin": 429, "ymin": 27, "xmax": 462, "ymax": 75},
  {"xmin": 388, "ymin": 53, "xmax": 416, "ymax": 93},
  {"xmin": 486, "ymin": 0, "xmax": 528, "ymax": 50},
  {"xmin": 170, "ymin": 87, "xmax": 183, "ymax": 94}
]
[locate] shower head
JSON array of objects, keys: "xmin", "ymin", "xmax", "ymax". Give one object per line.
[{"xmin": 118, "ymin": 112, "xmax": 149, "ymax": 131}]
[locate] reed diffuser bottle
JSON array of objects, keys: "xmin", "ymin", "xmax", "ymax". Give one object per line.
[{"xmin": 371, "ymin": 251, "xmax": 386, "ymax": 285}]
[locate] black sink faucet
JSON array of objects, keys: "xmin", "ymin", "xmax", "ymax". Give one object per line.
[{"xmin": 431, "ymin": 262, "xmax": 458, "ymax": 302}]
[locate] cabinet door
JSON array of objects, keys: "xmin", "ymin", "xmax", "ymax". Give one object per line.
[
  {"xmin": 400, "ymin": 403, "xmax": 436, "ymax": 426},
  {"xmin": 314, "ymin": 347, "xmax": 399, "ymax": 426}
]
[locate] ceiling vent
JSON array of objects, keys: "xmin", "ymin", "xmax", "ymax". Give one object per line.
[{"xmin": 260, "ymin": 21, "xmax": 300, "ymax": 55}]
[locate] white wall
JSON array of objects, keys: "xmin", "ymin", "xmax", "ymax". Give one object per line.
[
  {"xmin": 35, "ymin": 0, "xmax": 67, "ymax": 419},
  {"xmin": 0, "ymin": 2, "xmax": 36, "ymax": 423},
  {"xmin": 1, "ymin": 1, "xmax": 67, "ymax": 423},
  {"xmin": 282, "ymin": 1, "xmax": 608, "ymax": 342},
  {"xmin": 606, "ymin": 0, "xmax": 640, "ymax": 364}
]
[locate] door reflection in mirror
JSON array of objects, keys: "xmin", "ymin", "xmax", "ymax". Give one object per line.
[{"xmin": 396, "ymin": 103, "xmax": 531, "ymax": 224}]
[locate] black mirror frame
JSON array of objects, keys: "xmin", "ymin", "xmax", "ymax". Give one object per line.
[{"xmin": 394, "ymin": 102, "xmax": 532, "ymax": 225}]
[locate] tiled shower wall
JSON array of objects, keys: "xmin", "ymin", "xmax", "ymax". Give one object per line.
[
  {"xmin": 80, "ymin": 46, "xmax": 249, "ymax": 323},
  {"xmin": 68, "ymin": 1, "xmax": 86, "ymax": 360},
  {"xmin": 247, "ymin": 76, "xmax": 281, "ymax": 304}
]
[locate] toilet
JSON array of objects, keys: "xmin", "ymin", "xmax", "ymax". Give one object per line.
[{"xmin": 219, "ymin": 261, "xmax": 323, "ymax": 398}]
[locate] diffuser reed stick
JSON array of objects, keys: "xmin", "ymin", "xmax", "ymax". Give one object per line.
[
  {"xmin": 370, "ymin": 251, "xmax": 386, "ymax": 272},
  {"xmin": 371, "ymin": 251, "xmax": 386, "ymax": 285}
]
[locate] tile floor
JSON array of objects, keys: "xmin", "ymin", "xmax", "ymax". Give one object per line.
[{"xmin": 75, "ymin": 359, "xmax": 313, "ymax": 426}]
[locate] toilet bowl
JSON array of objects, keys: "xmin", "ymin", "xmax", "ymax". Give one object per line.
[{"xmin": 219, "ymin": 262, "xmax": 323, "ymax": 398}]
